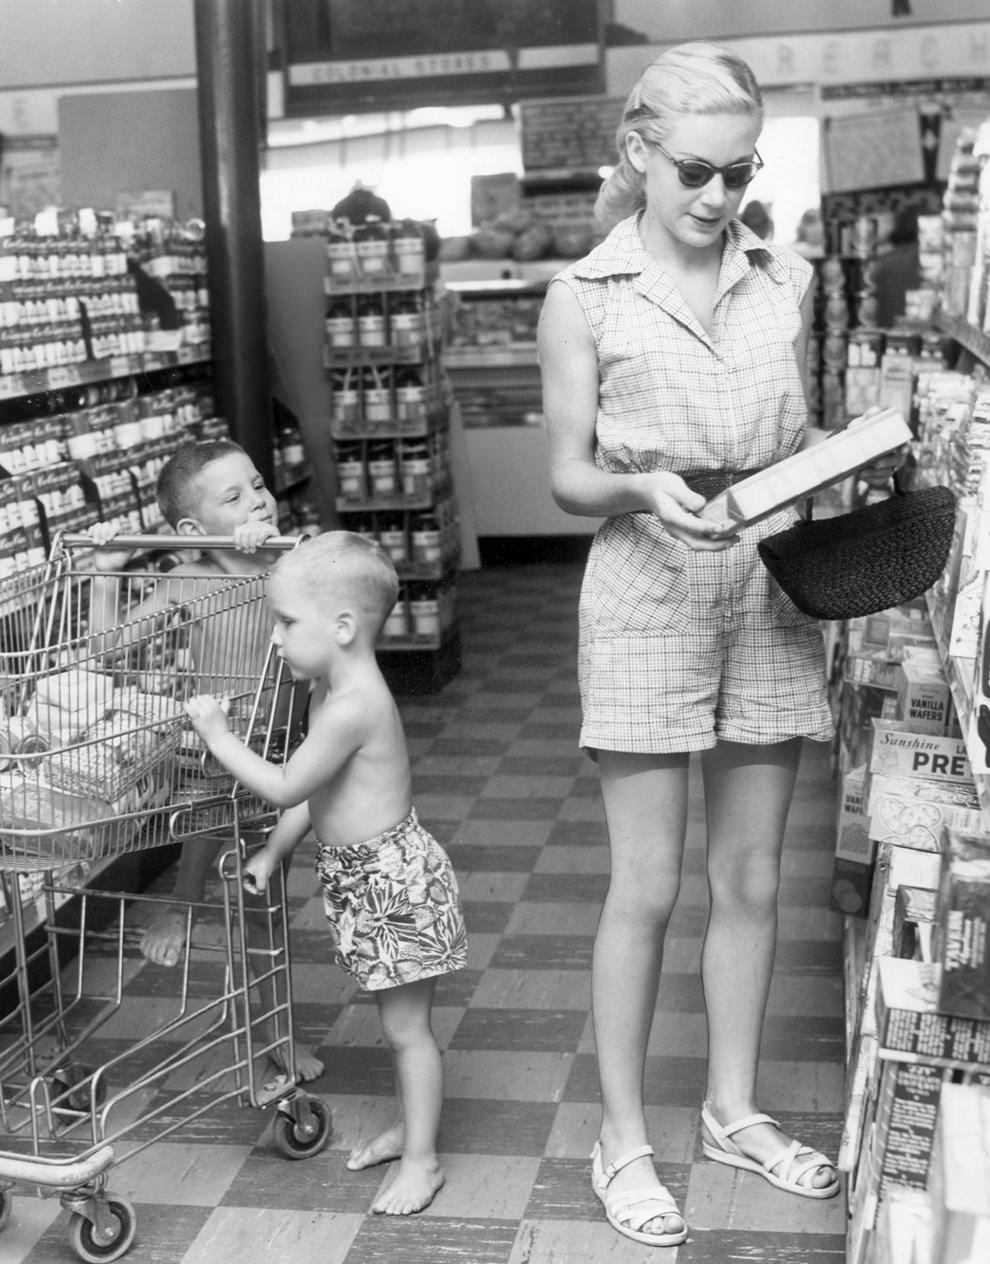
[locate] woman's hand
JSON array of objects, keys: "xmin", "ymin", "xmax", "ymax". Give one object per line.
[
  {"xmin": 847, "ymin": 406, "xmax": 910, "ymax": 487},
  {"xmin": 642, "ymin": 472, "xmax": 739, "ymax": 551}
]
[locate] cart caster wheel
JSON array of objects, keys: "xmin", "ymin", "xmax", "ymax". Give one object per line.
[
  {"xmin": 272, "ymin": 1095, "xmax": 332, "ymax": 1159},
  {"xmin": 68, "ymin": 1197, "xmax": 136, "ymax": 1263},
  {"xmin": 0, "ymin": 1188, "xmax": 12, "ymax": 1232}
]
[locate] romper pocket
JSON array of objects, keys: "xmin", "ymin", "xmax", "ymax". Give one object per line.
[{"xmin": 584, "ymin": 519, "xmax": 692, "ymax": 636}]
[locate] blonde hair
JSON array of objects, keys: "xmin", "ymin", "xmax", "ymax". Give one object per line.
[
  {"xmin": 272, "ymin": 531, "xmax": 399, "ymax": 637},
  {"xmin": 595, "ymin": 41, "xmax": 764, "ymax": 233}
]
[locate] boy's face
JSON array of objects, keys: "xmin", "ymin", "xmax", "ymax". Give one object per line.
[
  {"xmin": 183, "ymin": 451, "xmax": 277, "ymax": 534},
  {"xmin": 267, "ymin": 569, "xmax": 339, "ymax": 680}
]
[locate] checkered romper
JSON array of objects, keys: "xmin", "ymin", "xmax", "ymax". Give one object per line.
[{"xmin": 552, "ymin": 215, "xmax": 833, "ymax": 753}]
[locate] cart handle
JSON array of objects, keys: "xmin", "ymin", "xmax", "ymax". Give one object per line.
[
  {"xmin": 0, "ymin": 1143, "xmax": 115, "ymax": 1189},
  {"xmin": 57, "ymin": 533, "xmax": 307, "ymax": 552}
]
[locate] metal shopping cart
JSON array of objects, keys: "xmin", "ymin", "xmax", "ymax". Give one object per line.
[{"xmin": 0, "ymin": 534, "xmax": 332, "ymax": 1261}]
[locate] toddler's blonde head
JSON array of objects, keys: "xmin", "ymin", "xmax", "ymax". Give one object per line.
[{"xmin": 273, "ymin": 532, "xmax": 399, "ymax": 637}]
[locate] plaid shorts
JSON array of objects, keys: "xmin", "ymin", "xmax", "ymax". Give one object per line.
[
  {"xmin": 578, "ymin": 514, "xmax": 834, "ymax": 754},
  {"xmin": 315, "ymin": 809, "xmax": 467, "ymax": 992}
]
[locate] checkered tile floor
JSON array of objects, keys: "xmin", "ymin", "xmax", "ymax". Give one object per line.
[{"xmin": 5, "ymin": 555, "xmax": 848, "ymax": 1262}]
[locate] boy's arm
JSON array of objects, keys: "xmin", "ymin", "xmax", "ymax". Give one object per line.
[
  {"xmin": 243, "ymin": 801, "xmax": 312, "ymax": 893},
  {"xmin": 186, "ymin": 693, "xmax": 364, "ymax": 809},
  {"xmin": 262, "ymin": 801, "xmax": 312, "ymax": 865}
]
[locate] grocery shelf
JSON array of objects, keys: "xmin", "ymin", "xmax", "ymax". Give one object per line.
[
  {"xmin": 0, "ymin": 346, "xmax": 213, "ymax": 402},
  {"xmin": 934, "ymin": 312, "xmax": 990, "ymax": 369}
]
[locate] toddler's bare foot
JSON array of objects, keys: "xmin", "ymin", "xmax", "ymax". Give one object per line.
[
  {"xmin": 347, "ymin": 1123, "xmax": 404, "ymax": 1171},
  {"xmin": 372, "ymin": 1157, "xmax": 445, "ymax": 1215},
  {"xmin": 269, "ymin": 1043, "xmax": 324, "ymax": 1084},
  {"xmin": 139, "ymin": 910, "xmax": 189, "ymax": 967}
]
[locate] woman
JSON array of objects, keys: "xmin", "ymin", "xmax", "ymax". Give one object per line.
[{"xmin": 538, "ymin": 42, "xmax": 842, "ymax": 1247}]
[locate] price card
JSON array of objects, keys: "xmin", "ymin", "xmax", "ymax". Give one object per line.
[{"xmin": 47, "ymin": 365, "xmax": 82, "ymax": 389}]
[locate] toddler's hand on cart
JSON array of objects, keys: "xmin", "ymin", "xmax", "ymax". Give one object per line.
[
  {"xmin": 185, "ymin": 693, "xmax": 232, "ymax": 743},
  {"xmin": 242, "ymin": 849, "xmax": 275, "ymax": 895},
  {"xmin": 232, "ymin": 521, "xmax": 280, "ymax": 554}
]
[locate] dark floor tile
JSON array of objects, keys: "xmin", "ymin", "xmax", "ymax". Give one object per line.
[
  {"xmin": 448, "ymin": 1008, "xmax": 587, "ymax": 1052},
  {"xmin": 124, "ymin": 1089, "xmax": 272, "ymax": 1146},
  {"xmin": 312, "ymin": 1045, "xmax": 393, "ymax": 1096},
  {"xmin": 657, "ymin": 972, "xmax": 706, "ymax": 1012},
  {"xmin": 446, "ymin": 844, "xmax": 542, "ymax": 873},
  {"xmin": 468, "ymin": 798, "xmax": 565, "ymax": 822},
  {"xmin": 123, "ymin": 961, "xmax": 229, "ymax": 999},
  {"xmin": 761, "ymin": 1015, "xmax": 845, "ymax": 1061},
  {"xmin": 522, "ymin": 872, "xmax": 608, "ymax": 902},
  {"xmin": 772, "ymin": 939, "xmax": 843, "ymax": 973},
  {"xmin": 343, "ymin": 1216, "xmax": 518, "ymax": 1264},
  {"xmin": 412, "ymin": 773, "xmax": 491, "ymax": 797},
  {"xmin": 677, "ymin": 1230, "xmax": 846, "ymax": 1262},
  {"xmin": 438, "ymin": 1097, "xmax": 557, "ymax": 1155},
  {"xmin": 433, "ymin": 967, "xmax": 484, "ymax": 1008},
  {"xmin": 497, "ymin": 755, "xmax": 585, "ymax": 777},
  {"xmin": 545, "ymin": 820, "xmax": 605, "ymax": 847},
  {"xmin": 517, "ymin": 722, "xmax": 582, "ymax": 741},
  {"xmin": 221, "ymin": 1148, "xmax": 379, "ymax": 1212},
  {"xmin": 429, "ymin": 737, "xmax": 513, "ymax": 758},
  {"xmin": 778, "ymin": 875, "xmax": 833, "ymax": 904},
  {"xmin": 25, "ymin": 1204, "xmax": 214, "ymax": 1264},
  {"xmin": 461, "ymin": 901, "xmax": 515, "ymax": 935},
  {"xmin": 562, "ymin": 1053, "xmax": 708, "ymax": 1107},
  {"xmin": 489, "ymin": 934, "xmax": 593, "ymax": 971}
]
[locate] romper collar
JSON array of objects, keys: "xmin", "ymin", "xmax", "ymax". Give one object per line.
[
  {"xmin": 569, "ymin": 214, "xmax": 793, "ymax": 344},
  {"xmin": 570, "ymin": 214, "xmax": 793, "ymax": 291}
]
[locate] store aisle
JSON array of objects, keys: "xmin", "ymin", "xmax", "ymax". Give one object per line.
[{"xmin": 9, "ymin": 556, "xmax": 847, "ymax": 1264}]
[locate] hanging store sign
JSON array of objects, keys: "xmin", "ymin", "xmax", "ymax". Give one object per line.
[
  {"xmin": 275, "ymin": 0, "xmax": 604, "ymax": 114},
  {"xmin": 607, "ymin": 20, "xmax": 990, "ymax": 94}
]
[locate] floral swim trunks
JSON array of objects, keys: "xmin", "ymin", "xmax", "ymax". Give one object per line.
[{"xmin": 314, "ymin": 808, "xmax": 468, "ymax": 991}]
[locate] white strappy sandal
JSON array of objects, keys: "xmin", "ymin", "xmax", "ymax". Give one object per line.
[
  {"xmin": 590, "ymin": 1140, "xmax": 688, "ymax": 1247},
  {"xmin": 700, "ymin": 1104, "xmax": 840, "ymax": 1199}
]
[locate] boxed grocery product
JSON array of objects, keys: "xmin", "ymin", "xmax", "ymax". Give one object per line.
[
  {"xmin": 933, "ymin": 829, "xmax": 990, "ymax": 1022},
  {"xmin": 831, "ymin": 763, "xmax": 875, "ymax": 916},
  {"xmin": 873, "ymin": 1188, "xmax": 935, "ymax": 1264},
  {"xmin": 869, "ymin": 720, "xmax": 972, "ymax": 784},
  {"xmin": 847, "ymin": 1060, "xmax": 945, "ymax": 1264},
  {"xmin": 870, "ymin": 1059, "xmax": 946, "ymax": 1196},
  {"xmin": 867, "ymin": 773, "xmax": 982, "ymax": 849},
  {"xmin": 875, "ymin": 957, "xmax": 990, "ymax": 1066},
  {"xmin": 701, "ymin": 407, "xmax": 910, "ymax": 529},
  {"xmin": 894, "ymin": 649, "xmax": 954, "ymax": 735},
  {"xmin": 929, "ymin": 1083, "xmax": 990, "ymax": 1264},
  {"xmin": 892, "ymin": 884, "xmax": 937, "ymax": 961}
]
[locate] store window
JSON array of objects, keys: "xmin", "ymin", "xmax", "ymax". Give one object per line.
[
  {"xmin": 739, "ymin": 112, "xmax": 822, "ymax": 248},
  {"xmin": 260, "ymin": 106, "xmax": 519, "ymax": 240}
]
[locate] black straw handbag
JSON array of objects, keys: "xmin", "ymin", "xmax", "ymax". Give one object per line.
[{"xmin": 756, "ymin": 478, "xmax": 957, "ymax": 621}]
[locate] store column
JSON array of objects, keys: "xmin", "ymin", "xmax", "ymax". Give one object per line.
[{"xmin": 192, "ymin": 0, "xmax": 272, "ymax": 484}]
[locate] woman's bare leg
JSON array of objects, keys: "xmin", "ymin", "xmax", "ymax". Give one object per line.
[
  {"xmin": 700, "ymin": 739, "xmax": 835, "ymax": 1189},
  {"xmin": 593, "ymin": 749, "xmax": 690, "ymax": 1234}
]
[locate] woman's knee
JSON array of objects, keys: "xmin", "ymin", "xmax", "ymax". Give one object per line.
[
  {"xmin": 708, "ymin": 857, "xmax": 780, "ymax": 916},
  {"xmin": 603, "ymin": 872, "xmax": 681, "ymax": 926}
]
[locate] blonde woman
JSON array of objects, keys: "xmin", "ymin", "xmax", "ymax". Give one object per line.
[{"xmin": 538, "ymin": 42, "xmax": 844, "ymax": 1247}]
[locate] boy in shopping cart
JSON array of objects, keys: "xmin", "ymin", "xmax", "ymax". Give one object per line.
[
  {"xmin": 88, "ymin": 438, "xmax": 325, "ymax": 1082},
  {"xmin": 184, "ymin": 531, "xmax": 468, "ymax": 1217}
]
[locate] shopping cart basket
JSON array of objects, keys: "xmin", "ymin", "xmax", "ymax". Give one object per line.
[{"xmin": 0, "ymin": 534, "xmax": 331, "ymax": 1262}]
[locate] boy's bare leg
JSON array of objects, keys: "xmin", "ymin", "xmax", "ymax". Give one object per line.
[
  {"xmin": 140, "ymin": 838, "xmax": 222, "ymax": 966},
  {"xmin": 349, "ymin": 978, "xmax": 445, "ymax": 1215}
]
